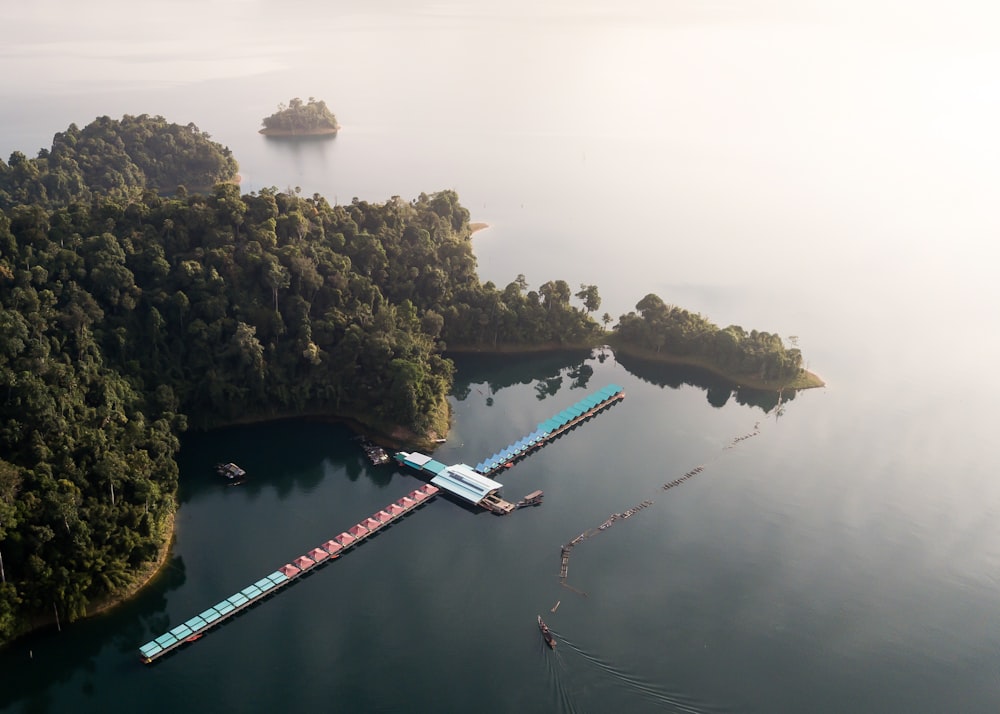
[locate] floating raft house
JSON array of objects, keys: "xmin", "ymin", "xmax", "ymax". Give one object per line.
[
  {"xmin": 138, "ymin": 483, "xmax": 439, "ymax": 664},
  {"xmin": 472, "ymin": 383, "xmax": 624, "ymax": 476},
  {"xmin": 395, "ymin": 384, "xmax": 624, "ymax": 512},
  {"xmin": 393, "ymin": 453, "xmax": 516, "ymax": 514}
]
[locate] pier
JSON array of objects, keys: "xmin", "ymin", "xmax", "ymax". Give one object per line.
[
  {"xmin": 473, "ymin": 384, "xmax": 624, "ymax": 476},
  {"xmin": 140, "ymin": 386, "xmax": 628, "ymax": 662},
  {"xmin": 396, "ymin": 385, "xmax": 625, "ymax": 515},
  {"xmin": 138, "ymin": 484, "xmax": 439, "ymax": 664}
]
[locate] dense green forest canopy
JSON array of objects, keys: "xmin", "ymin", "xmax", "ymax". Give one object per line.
[
  {"xmin": 0, "ymin": 117, "xmax": 603, "ymax": 643},
  {"xmin": 260, "ymin": 98, "xmax": 339, "ymax": 135},
  {"xmin": 0, "ymin": 114, "xmax": 238, "ymax": 210},
  {"xmin": 0, "ymin": 114, "xmax": 814, "ymax": 646}
]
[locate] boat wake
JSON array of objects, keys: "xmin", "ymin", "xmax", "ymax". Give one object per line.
[
  {"xmin": 540, "ymin": 626, "xmax": 582, "ymax": 714},
  {"xmin": 558, "ymin": 633, "xmax": 731, "ymax": 714},
  {"xmin": 536, "ymin": 419, "xmax": 766, "ymax": 711}
]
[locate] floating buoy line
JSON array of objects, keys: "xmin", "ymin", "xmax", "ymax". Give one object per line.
[{"xmin": 556, "ymin": 419, "xmax": 764, "ymax": 594}]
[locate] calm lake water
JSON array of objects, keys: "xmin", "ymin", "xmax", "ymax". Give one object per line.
[{"xmin": 4, "ymin": 2, "xmax": 1000, "ymax": 712}]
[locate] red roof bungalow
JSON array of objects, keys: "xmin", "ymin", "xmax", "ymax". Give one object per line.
[
  {"xmin": 375, "ymin": 510, "xmax": 394, "ymax": 524},
  {"xmin": 334, "ymin": 532, "xmax": 356, "ymax": 547},
  {"xmin": 362, "ymin": 517, "xmax": 381, "ymax": 531},
  {"xmin": 420, "ymin": 484, "xmax": 440, "ymax": 496},
  {"xmin": 280, "ymin": 563, "xmax": 301, "ymax": 578},
  {"xmin": 307, "ymin": 548, "xmax": 329, "ymax": 564},
  {"xmin": 397, "ymin": 496, "xmax": 417, "ymax": 510},
  {"xmin": 411, "ymin": 489, "xmax": 429, "ymax": 502},
  {"xmin": 293, "ymin": 555, "xmax": 315, "ymax": 571},
  {"xmin": 320, "ymin": 540, "xmax": 343, "ymax": 556},
  {"xmin": 348, "ymin": 524, "xmax": 368, "ymax": 538},
  {"xmin": 386, "ymin": 503, "xmax": 406, "ymax": 518}
]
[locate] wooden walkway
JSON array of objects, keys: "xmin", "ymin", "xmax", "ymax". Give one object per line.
[{"xmin": 138, "ymin": 484, "xmax": 439, "ymax": 664}]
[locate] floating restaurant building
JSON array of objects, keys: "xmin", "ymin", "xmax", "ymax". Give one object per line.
[
  {"xmin": 394, "ymin": 452, "xmax": 516, "ymax": 514},
  {"xmin": 395, "ymin": 383, "xmax": 625, "ymax": 514}
]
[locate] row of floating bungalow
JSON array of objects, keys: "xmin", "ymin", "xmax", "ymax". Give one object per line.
[
  {"xmin": 473, "ymin": 384, "xmax": 624, "ymax": 476},
  {"xmin": 138, "ymin": 483, "xmax": 439, "ymax": 664},
  {"xmin": 395, "ymin": 385, "xmax": 624, "ymax": 514}
]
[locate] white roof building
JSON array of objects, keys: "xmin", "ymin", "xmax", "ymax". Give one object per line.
[{"xmin": 430, "ymin": 463, "xmax": 504, "ymax": 505}]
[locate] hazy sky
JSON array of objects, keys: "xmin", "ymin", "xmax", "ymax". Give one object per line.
[
  {"xmin": 5, "ymin": 0, "xmax": 1000, "ymax": 86},
  {"xmin": 4, "ymin": 0, "xmax": 999, "ymax": 320}
]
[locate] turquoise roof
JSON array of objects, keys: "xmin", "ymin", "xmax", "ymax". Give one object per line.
[
  {"xmin": 215, "ymin": 600, "xmax": 235, "ymax": 615},
  {"xmin": 155, "ymin": 632, "xmax": 178, "ymax": 647},
  {"xmin": 183, "ymin": 616, "xmax": 207, "ymax": 632},
  {"xmin": 199, "ymin": 608, "xmax": 221, "ymax": 624},
  {"xmin": 424, "ymin": 459, "xmax": 448, "ymax": 475},
  {"xmin": 228, "ymin": 593, "xmax": 249, "ymax": 607},
  {"xmin": 477, "ymin": 386, "xmax": 623, "ymax": 476},
  {"xmin": 169, "ymin": 624, "xmax": 193, "ymax": 640}
]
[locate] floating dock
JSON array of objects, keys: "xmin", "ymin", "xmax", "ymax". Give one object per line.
[
  {"xmin": 517, "ymin": 490, "xmax": 544, "ymax": 508},
  {"xmin": 473, "ymin": 384, "xmax": 624, "ymax": 476},
  {"xmin": 395, "ymin": 385, "xmax": 624, "ymax": 515},
  {"xmin": 362, "ymin": 441, "xmax": 390, "ymax": 465},
  {"xmin": 393, "ymin": 454, "xmax": 517, "ymax": 513},
  {"xmin": 138, "ymin": 484, "xmax": 439, "ymax": 664}
]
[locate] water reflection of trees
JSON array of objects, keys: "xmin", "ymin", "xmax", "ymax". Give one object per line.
[
  {"xmin": 449, "ymin": 350, "xmax": 592, "ymax": 402},
  {"xmin": 0, "ymin": 555, "xmax": 186, "ymax": 712},
  {"xmin": 450, "ymin": 349, "xmax": 795, "ymax": 414},
  {"xmin": 614, "ymin": 351, "xmax": 796, "ymax": 413},
  {"xmin": 176, "ymin": 419, "xmax": 392, "ymax": 503}
]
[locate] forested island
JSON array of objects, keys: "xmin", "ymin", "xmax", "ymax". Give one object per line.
[
  {"xmin": 0, "ymin": 114, "xmax": 238, "ymax": 209},
  {"xmin": 610, "ymin": 295, "xmax": 822, "ymax": 389},
  {"xmin": 0, "ymin": 114, "xmax": 820, "ymax": 645},
  {"xmin": 259, "ymin": 98, "xmax": 339, "ymax": 136}
]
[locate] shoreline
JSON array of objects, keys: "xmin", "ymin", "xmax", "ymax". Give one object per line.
[
  {"xmin": 9, "ymin": 512, "xmax": 176, "ymax": 645},
  {"xmin": 1, "ymin": 398, "xmax": 450, "ymax": 648},
  {"xmin": 608, "ymin": 340, "xmax": 825, "ymax": 391},
  {"xmin": 2, "ymin": 338, "xmax": 816, "ymax": 647},
  {"xmin": 85, "ymin": 512, "xmax": 177, "ymax": 618},
  {"xmin": 194, "ymin": 401, "xmax": 449, "ymax": 452}
]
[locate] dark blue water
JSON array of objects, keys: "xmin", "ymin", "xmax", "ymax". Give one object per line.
[{"xmin": 4, "ymin": 3, "xmax": 1000, "ymax": 712}]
